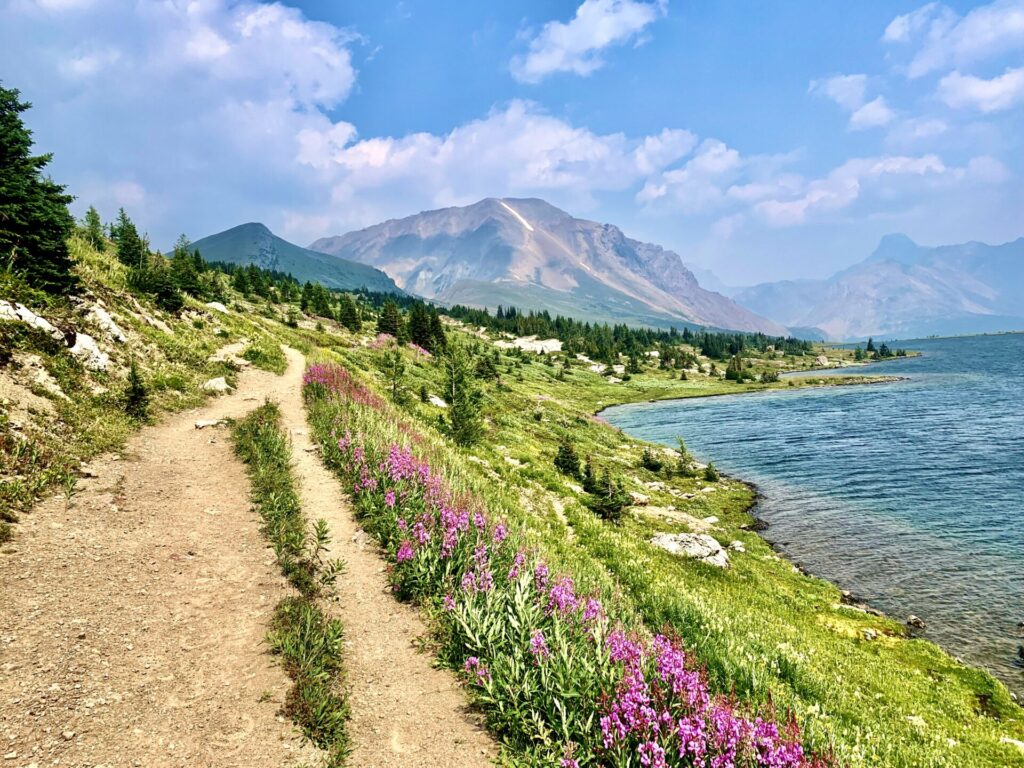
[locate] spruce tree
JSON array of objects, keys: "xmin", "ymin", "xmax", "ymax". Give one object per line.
[
  {"xmin": 0, "ymin": 84, "xmax": 77, "ymax": 294},
  {"xmin": 338, "ymin": 294, "xmax": 361, "ymax": 332},
  {"xmin": 113, "ymin": 208, "xmax": 145, "ymax": 268},
  {"xmin": 408, "ymin": 302, "xmax": 433, "ymax": 350},
  {"xmin": 377, "ymin": 299, "xmax": 402, "ymax": 336},
  {"xmin": 429, "ymin": 308, "xmax": 447, "ymax": 350},
  {"xmin": 170, "ymin": 234, "xmax": 200, "ymax": 295},
  {"xmin": 82, "ymin": 206, "xmax": 105, "ymax": 251},
  {"xmin": 554, "ymin": 439, "xmax": 581, "ymax": 479},
  {"xmin": 442, "ymin": 342, "xmax": 483, "ymax": 446}
]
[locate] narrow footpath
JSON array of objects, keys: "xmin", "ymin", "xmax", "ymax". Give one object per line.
[
  {"xmin": 0, "ymin": 359, "xmax": 314, "ymax": 768},
  {"xmin": 0, "ymin": 346, "xmax": 496, "ymax": 768},
  {"xmin": 274, "ymin": 347, "xmax": 497, "ymax": 768}
]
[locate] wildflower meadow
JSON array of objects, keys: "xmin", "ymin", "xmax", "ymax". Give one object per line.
[{"xmin": 303, "ymin": 362, "xmax": 825, "ymax": 767}]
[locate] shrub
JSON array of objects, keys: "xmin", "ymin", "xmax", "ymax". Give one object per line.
[
  {"xmin": 640, "ymin": 447, "xmax": 663, "ymax": 472},
  {"xmin": 704, "ymin": 462, "xmax": 720, "ymax": 482}
]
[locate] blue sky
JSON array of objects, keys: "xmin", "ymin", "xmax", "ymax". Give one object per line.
[{"xmin": 1, "ymin": 0, "xmax": 1022, "ymax": 284}]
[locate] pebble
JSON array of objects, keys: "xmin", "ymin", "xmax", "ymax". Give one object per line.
[
  {"xmin": 62, "ymin": 730, "xmax": 75, "ymax": 740},
  {"xmin": 906, "ymin": 615, "xmax": 926, "ymax": 629}
]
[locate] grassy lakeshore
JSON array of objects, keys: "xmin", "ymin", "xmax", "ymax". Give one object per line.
[
  {"xmin": 312, "ymin": 328, "xmax": 1024, "ymax": 767},
  {"xmin": 4, "ymin": 238, "xmax": 1022, "ymax": 765}
]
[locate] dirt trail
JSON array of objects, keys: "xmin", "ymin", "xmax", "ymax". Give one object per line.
[
  {"xmin": 0, "ymin": 361, "xmax": 317, "ymax": 768},
  {"xmin": 274, "ymin": 347, "xmax": 497, "ymax": 768},
  {"xmin": 1, "ymin": 346, "xmax": 496, "ymax": 768}
]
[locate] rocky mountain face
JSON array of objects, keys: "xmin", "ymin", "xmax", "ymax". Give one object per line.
[
  {"xmin": 735, "ymin": 234, "xmax": 1024, "ymax": 341},
  {"xmin": 189, "ymin": 223, "xmax": 402, "ymax": 294},
  {"xmin": 309, "ymin": 198, "xmax": 786, "ymax": 334}
]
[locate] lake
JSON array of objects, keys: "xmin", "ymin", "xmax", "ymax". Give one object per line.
[{"xmin": 601, "ymin": 333, "xmax": 1024, "ymax": 695}]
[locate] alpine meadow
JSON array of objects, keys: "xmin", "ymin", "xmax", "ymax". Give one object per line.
[{"xmin": 2, "ymin": 2, "xmax": 1024, "ymax": 767}]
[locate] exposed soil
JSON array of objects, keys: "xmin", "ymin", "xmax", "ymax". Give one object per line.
[
  {"xmin": 0, "ymin": 361, "xmax": 316, "ymax": 768},
  {"xmin": 0, "ymin": 347, "xmax": 496, "ymax": 768},
  {"xmin": 273, "ymin": 348, "xmax": 497, "ymax": 768}
]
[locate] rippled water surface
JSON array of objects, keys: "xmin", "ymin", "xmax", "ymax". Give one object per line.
[{"xmin": 601, "ymin": 334, "xmax": 1024, "ymax": 694}]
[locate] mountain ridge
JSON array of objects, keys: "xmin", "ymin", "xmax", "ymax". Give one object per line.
[
  {"xmin": 188, "ymin": 222, "xmax": 403, "ymax": 295},
  {"xmin": 309, "ymin": 198, "xmax": 787, "ymax": 335},
  {"xmin": 735, "ymin": 234, "xmax": 1024, "ymax": 340}
]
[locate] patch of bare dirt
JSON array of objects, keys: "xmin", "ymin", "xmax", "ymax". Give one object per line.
[{"xmin": 0, "ymin": 359, "xmax": 318, "ymax": 768}]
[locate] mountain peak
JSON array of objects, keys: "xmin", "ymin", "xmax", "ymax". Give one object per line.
[
  {"xmin": 869, "ymin": 233, "xmax": 922, "ymax": 264},
  {"xmin": 309, "ymin": 198, "xmax": 786, "ymax": 334}
]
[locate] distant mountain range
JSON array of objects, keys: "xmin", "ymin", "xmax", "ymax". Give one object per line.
[
  {"xmin": 189, "ymin": 223, "xmax": 402, "ymax": 294},
  {"xmin": 308, "ymin": 198, "xmax": 785, "ymax": 334},
  {"xmin": 734, "ymin": 234, "xmax": 1024, "ymax": 341}
]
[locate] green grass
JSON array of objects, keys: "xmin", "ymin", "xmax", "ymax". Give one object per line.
[
  {"xmin": 242, "ymin": 337, "xmax": 288, "ymax": 374},
  {"xmin": 232, "ymin": 403, "xmax": 349, "ymax": 766},
  {"xmin": 307, "ymin": 332, "xmax": 1024, "ymax": 767}
]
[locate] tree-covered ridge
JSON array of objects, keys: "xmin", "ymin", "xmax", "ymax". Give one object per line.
[{"xmin": 446, "ymin": 302, "xmax": 815, "ymax": 362}]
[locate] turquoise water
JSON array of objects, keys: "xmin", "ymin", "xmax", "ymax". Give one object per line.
[{"xmin": 601, "ymin": 334, "xmax": 1024, "ymax": 694}]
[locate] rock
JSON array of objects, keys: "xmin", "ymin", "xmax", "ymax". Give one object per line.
[
  {"xmin": 815, "ymin": 354, "xmax": 829, "ymax": 367},
  {"xmin": 61, "ymin": 730, "xmax": 75, "ymax": 740},
  {"xmin": 607, "ymin": 376, "xmax": 623, "ymax": 384},
  {"xmin": 862, "ymin": 628, "xmax": 878, "ymax": 641},
  {"xmin": 14, "ymin": 353, "xmax": 68, "ymax": 401},
  {"xmin": 201, "ymin": 377, "xmax": 232, "ymax": 394},
  {"xmin": 205, "ymin": 301, "xmax": 229, "ymax": 314},
  {"xmin": 0, "ymin": 300, "xmax": 64, "ymax": 341},
  {"xmin": 85, "ymin": 305, "xmax": 127, "ymax": 343},
  {"xmin": 650, "ymin": 533, "xmax": 729, "ymax": 568},
  {"xmin": 428, "ymin": 395, "xmax": 448, "ymax": 408},
  {"xmin": 194, "ymin": 419, "xmax": 227, "ymax": 429},
  {"xmin": 1001, "ymin": 737, "xmax": 1024, "ymax": 754},
  {"xmin": 68, "ymin": 332, "xmax": 110, "ymax": 371},
  {"xmin": 728, "ymin": 540, "xmax": 746, "ymax": 553},
  {"xmin": 907, "ymin": 615, "xmax": 926, "ymax": 629},
  {"xmin": 702, "ymin": 515, "xmax": 719, "ymax": 524},
  {"xmin": 629, "ymin": 491, "xmax": 650, "ymax": 506}
]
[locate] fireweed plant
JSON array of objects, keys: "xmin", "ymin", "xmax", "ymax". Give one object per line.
[{"xmin": 303, "ymin": 362, "xmax": 826, "ymax": 767}]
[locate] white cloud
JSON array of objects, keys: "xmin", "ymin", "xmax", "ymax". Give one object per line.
[
  {"xmin": 636, "ymin": 139, "xmax": 744, "ymax": 212},
  {"xmin": 886, "ymin": 117, "xmax": 948, "ymax": 146},
  {"xmin": 810, "ymin": 74, "xmax": 868, "ymax": 110},
  {"xmin": 754, "ymin": 154, "xmax": 1003, "ymax": 226},
  {"xmin": 810, "ymin": 74, "xmax": 894, "ymax": 129},
  {"xmin": 849, "ymin": 96, "xmax": 896, "ymax": 129},
  {"xmin": 939, "ymin": 66, "xmax": 1024, "ymax": 112},
  {"xmin": 511, "ymin": 0, "xmax": 667, "ymax": 83},
  {"xmin": 300, "ymin": 101, "xmax": 695, "ymax": 222},
  {"xmin": 884, "ymin": 0, "xmax": 1024, "ymax": 78}
]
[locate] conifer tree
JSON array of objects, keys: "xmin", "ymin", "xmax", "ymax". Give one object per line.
[
  {"xmin": 0, "ymin": 84, "xmax": 77, "ymax": 293},
  {"xmin": 429, "ymin": 308, "xmax": 447, "ymax": 350},
  {"xmin": 170, "ymin": 234, "xmax": 200, "ymax": 295},
  {"xmin": 554, "ymin": 439, "xmax": 581, "ymax": 479},
  {"xmin": 338, "ymin": 293, "xmax": 361, "ymax": 332},
  {"xmin": 82, "ymin": 206, "xmax": 105, "ymax": 251},
  {"xmin": 441, "ymin": 342, "xmax": 483, "ymax": 446},
  {"xmin": 377, "ymin": 299, "xmax": 402, "ymax": 336},
  {"xmin": 408, "ymin": 301, "xmax": 433, "ymax": 349},
  {"xmin": 113, "ymin": 208, "xmax": 146, "ymax": 268}
]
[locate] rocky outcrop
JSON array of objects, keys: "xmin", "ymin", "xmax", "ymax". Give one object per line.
[
  {"xmin": 69, "ymin": 333, "xmax": 110, "ymax": 371},
  {"xmin": 650, "ymin": 533, "xmax": 729, "ymax": 568},
  {"xmin": 0, "ymin": 300, "xmax": 64, "ymax": 341}
]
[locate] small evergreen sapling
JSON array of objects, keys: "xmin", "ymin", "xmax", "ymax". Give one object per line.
[
  {"xmin": 125, "ymin": 359, "xmax": 149, "ymax": 421},
  {"xmin": 554, "ymin": 439, "xmax": 581, "ymax": 479}
]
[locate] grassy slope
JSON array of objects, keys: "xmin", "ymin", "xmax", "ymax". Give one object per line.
[
  {"xmin": 316, "ymin": 332, "xmax": 1024, "ymax": 767},
  {"xmin": 5, "ymin": 238, "xmax": 1022, "ymax": 765}
]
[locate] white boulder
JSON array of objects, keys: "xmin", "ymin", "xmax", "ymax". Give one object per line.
[
  {"xmin": 650, "ymin": 533, "xmax": 730, "ymax": 568},
  {"xmin": 0, "ymin": 300, "xmax": 64, "ymax": 341},
  {"xmin": 69, "ymin": 333, "xmax": 110, "ymax": 371},
  {"xmin": 205, "ymin": 301, "xmax": 229, "ymax": 314},
  {"xmin": 428, "ymin": 394, "xmax": 448, "ymax": 408},
  {"xmin": 202, "ymin": 377, "xmax": 233, "ymax": 394},
  {"xmin": 85, "ymin": 305, "xmax": 127, "ymax": 343}
]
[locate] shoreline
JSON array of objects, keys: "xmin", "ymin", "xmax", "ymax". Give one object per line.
[{"xmin": 593, "ymin": 360, "xmax": 1024, "ymax": 705}]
